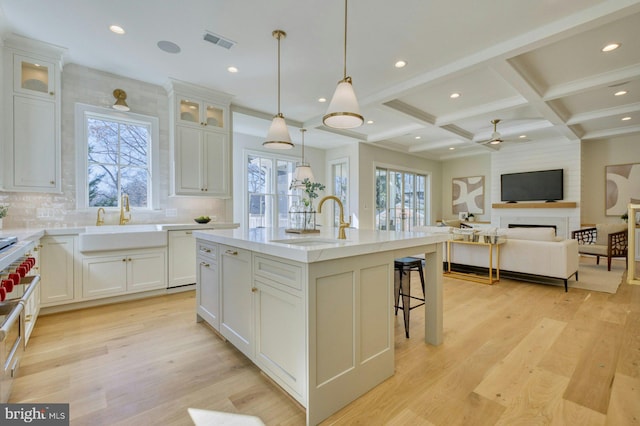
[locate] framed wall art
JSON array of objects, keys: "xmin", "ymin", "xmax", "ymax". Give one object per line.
[
  {"xmin": 605, "ymin": 163, "xmax": 640, "ymax": 216},
  {"xmin": 452, "ymin": 176, "xmax": 484, "ymax": 215}
]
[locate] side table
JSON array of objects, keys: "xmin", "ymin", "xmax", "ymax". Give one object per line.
[{"xmin": 445, "ymin": 238, "xmax": 506, "ymax": 284}]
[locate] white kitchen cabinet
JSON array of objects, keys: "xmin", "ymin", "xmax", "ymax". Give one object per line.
[
  {"xmin": 39, "ymin": 235, "xmax": 76, "ymax": 306},
  {"xmin": 168, "ymin": 230, "xmax": 196, "ymax": 288},
  {"xmin": 82, "ymin": 249, "xmax": 166, "ymax": 299},
  {"xmin": 174, "ymin": 126, "xmax": 229, "ymax": 196},
  {"xmin": 167, "ymin": 80, "xmax": 232, "ymax": 197},
  {"xmin": 196, "ymin": 241, "xmax": 219, "ymax": 329},
  {"xmin": 2, "ymin": 35, "xmax": 63, "ymax": 192},
  {"xmin": 253, "ymin": 254, "xmax": 305, "ymax": 401},
  {"xmin": 219, "ymin": 244, "xmax": 253, "ymax": 359}
]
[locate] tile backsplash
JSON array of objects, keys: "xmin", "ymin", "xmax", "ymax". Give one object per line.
[{"xmin": 0, "ymin": 64, "xmax": 230, "ymax": 229}]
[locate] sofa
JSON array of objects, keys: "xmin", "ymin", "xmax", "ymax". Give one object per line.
[{"xmin": 415, "ymin": 226, "xmax": 579, "ymax": 291}]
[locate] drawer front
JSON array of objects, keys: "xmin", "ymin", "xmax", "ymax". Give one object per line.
[
  {"xmin": 196, "ymin": 241, "xmax": 217, "ymax": 261},
  {"xmin": 254, "ymin": 255, "xmax": 302, "ymax": 291}
]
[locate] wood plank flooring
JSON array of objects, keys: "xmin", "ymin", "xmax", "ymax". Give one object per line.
[{"xmin": 11, "ymin": 258, "xmax": 639, "ymax": 425}]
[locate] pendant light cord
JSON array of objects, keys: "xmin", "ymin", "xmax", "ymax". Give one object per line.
[
  {"xmin": 343, "ymin": 0, "xmax": 348, "ymax": 79},
  {"xmin": 277, "ymin": 32, "xmax": 282, "ymax": 114}
]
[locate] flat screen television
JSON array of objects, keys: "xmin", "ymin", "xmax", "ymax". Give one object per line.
[{"xmin": 500, "ymin": 169, "xmax": 563, "ymax": 202}]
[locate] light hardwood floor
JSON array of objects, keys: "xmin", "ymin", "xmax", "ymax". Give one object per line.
[{"xmin": 11, "ymin": 259, "xmax": 639, "ymax": 425}]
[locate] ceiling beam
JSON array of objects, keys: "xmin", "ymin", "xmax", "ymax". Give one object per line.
[
  {"xmin": 581, "ymin": 124, "xmax": 640, "ymax": 139},
  {"xmin": 543, "ymin": 64, "xmax": 640, "ymax": 100},
  {"xmin": 567, "ymin": 102, "xmax": 640, "ymax": 125}
]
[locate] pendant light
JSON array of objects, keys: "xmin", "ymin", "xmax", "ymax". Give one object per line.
[
  {"xmin": 292, "ymin": 128, "xmax": 315, "ymax": 187},
  {"xmin": 264, "ymin": 30, "xmax": 293, "ymax": 149},
  {"xmin": 323, "ymin": 0, "xmax": 363, "ymax": 129}
]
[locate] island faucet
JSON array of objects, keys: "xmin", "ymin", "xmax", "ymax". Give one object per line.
[
  {"xmin": 318, "ymin": 195, "xmax": 350, "ymax": 240},
  {"xmin": 119, "ymin": 193, "xmax": 131, "ymax": 225},
  {"xmin": 96, "ymin": 207, "xmax": 105, "ymax": 226}
]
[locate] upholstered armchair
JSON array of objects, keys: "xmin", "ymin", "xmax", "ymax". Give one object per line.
[{"xmin": 571, "ymin": 223, "xmax": 628, "ymax": 271}]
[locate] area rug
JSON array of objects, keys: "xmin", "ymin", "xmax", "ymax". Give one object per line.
[{"xmin": 567, "ymin": 256, "xmax": 626, "ymax": 294}]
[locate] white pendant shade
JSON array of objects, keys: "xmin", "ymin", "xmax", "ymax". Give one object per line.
[
  {"xmin": 263, "ymin": 114, "xmax": 293, "ymax": 149},
  {"xmin": 294, "ymin": 163, "xmax": 315, "ymax": 184},
  {"xmin": 323, "ymin": 78, "xmax": 363, "ymax": 129}
]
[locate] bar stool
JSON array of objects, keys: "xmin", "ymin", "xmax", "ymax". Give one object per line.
[{"xmin": 394, "ymin": 257, "xmax": 425, "ymax": 338}]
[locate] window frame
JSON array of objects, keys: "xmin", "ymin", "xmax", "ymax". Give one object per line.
[
  {"xmin": 244, "ymin": 149, "xmax": 299, "ymax": 229},
  {"xmin": 374, "ymin": 164, "xmax": 430, "ymax": 231},
  {"xmin": 75, "ymin": 103, "xmax": 160, "ymax": 210}
]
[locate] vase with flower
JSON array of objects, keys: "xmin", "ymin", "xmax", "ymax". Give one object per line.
[{"xmin": 287, "ymin": 179, "xmax": 325, "ymax": 233}]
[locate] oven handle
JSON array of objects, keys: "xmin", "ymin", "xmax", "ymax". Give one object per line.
[
  {"xmin": 0, "ymin": 300, "xmax": 24, "ymax": 342},
  {"xmin": 19, "ymin": 275, "xmax": 40, "ymax": 302}
]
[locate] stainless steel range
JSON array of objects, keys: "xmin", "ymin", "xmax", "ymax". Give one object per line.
[{"xmin": 0, "ymin": 238, "xmax": 40, "ymax": 403}]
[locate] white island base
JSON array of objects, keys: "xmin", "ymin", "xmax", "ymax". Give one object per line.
[{"xmin": 194, "ymin": 228, "xmax": 447, "ymax": 425}]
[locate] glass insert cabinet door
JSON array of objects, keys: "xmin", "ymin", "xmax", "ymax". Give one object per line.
[
  {"xmin": 14, "ymin": 54, "xmax": 56, "ymax": 97},
  {"xmin": 178, "ymin": 98, "xmax": 224, "ymax": 128}
]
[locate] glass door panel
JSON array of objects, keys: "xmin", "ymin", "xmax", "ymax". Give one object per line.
[
  {"xmin": 178, "ymin": 99, "xmax": 200, "ymax": 125},
  {"xmin": 205, "ymin": 104, "xmax": 224, "ymax": 128}
]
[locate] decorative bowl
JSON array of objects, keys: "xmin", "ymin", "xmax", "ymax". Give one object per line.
[{"xmin": 194, "ymin": 217, "xmax": 211, "ymax": 224}]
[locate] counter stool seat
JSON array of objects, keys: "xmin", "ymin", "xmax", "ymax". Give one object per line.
[{"xmin": 394, "ymin": 257, "xmax": 425, "ymax": 338}]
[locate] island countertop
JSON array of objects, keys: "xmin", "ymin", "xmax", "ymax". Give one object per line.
[{"xmin": 192, "ymin": 227, "xmax": 450, "ymax": 263}]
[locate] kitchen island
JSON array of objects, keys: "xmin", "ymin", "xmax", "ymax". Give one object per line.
[{"xmin": 193, "ymin": 227, "xmax": 449, "ymax": 425}]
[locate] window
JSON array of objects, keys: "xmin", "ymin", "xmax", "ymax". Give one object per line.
[
  {"xmin": 330, "ymin": 158, "xmax": 349, "ymax": 226},
  {"xmin": 247, "ymin": 151, "xmax": 297, "ymax": 229},
  {"xmin": 375, "ymin": 166, "xmax": 428, "ymax": 231},
  {"xmin": 75, "ymin": 104, "xmax": 159, "ymax": 210}
]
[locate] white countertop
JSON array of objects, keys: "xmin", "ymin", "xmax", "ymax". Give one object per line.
[{"xmin": 193, "ymin": 228, "xmax": 450, "ymax": 263}]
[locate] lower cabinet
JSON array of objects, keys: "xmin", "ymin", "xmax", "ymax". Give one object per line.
[
  {"xmin": 219, "ymin": 244, "xmax": 253, "ymax": 359},
  {"xmin": 82, "ymin": 249, "xmax": 166, "ymax": 299},
  {"xmin": 168, "ymin": 230, "xmax": 196, "ymax": 287},
  {"xmin": 195, "ymin": 240, "xmax": 306, "ymax": 405},
  {"xmin": 39, "ymin": 235, "xmax": 76, "ymax": 306},
  {"xmin": 196, "ymin": 241, "xmax": 219, "ymax": 329}
]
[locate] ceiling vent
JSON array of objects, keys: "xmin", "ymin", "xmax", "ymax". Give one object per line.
[{"xmin": 203, "ymin": 31, "xmax": 236, "ymax": 50}]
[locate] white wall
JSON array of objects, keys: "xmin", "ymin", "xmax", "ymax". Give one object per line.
[{"xmin": 0, "ymin": 63, "xmax": 229, "ymax": 228}]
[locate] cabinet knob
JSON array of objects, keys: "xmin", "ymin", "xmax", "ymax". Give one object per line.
[
  {"xmin": 122, "ymin": 259, "xmax": 126, "ymax": 262},
  {"xmin": 50, "ymin": 181, "xmax": 55, "ymax": 185},
  {"xmin": 49, "ymin": 91, "xmax": 54, "ymax": 96},
  {"xmin": 251, "ymin": 287, "xmax": 258, "ymax": 293}
]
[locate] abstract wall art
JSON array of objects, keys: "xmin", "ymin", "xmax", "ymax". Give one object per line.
[
  {"xmin": 605, "ymin": 163, "xmax": 640, "ymax": 216},
  {"xmin": 452, "ymin": 176, "xmax": 484, "ymax": 215}
]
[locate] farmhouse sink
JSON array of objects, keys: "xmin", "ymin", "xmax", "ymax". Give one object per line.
[
  {"xmin": 79, "ymin": 225, "xmax": 167, "ymax": 252},
  {"xmin": 269, "ymin": 237, "xmax": 349, "ymax": 247}
]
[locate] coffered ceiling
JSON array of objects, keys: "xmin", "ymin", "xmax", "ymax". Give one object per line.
[{"xmin": 1, "ymin": 0, "xmax": 639, "ymax": 159}]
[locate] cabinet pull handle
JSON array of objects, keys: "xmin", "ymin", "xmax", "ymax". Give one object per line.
[
  {"xmin": 251, "ymin": 287, "xmax": 258, "ymax": 293},
  {"xmin": 186, "ymin": 231, "xmax": 193, "ymax": 235},
  {"xmin": 25, "ymin": 314, "xmax": 33, "ymax": 322},
  {"xmin": 225, "ymin": 250, "xmax": 238, "ymax": 255},
  {"xmin": 200, "ymin": 248, "xmax": 211, "ymax": 253},
  {"xmin": 200, "ymin": 262, "xmax": 210, "ymax": 267}
]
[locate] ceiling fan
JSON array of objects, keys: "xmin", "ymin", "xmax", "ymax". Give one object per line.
[{"xmin": 477, "ymin": 119, "xmax": 530, "ymax": 146}]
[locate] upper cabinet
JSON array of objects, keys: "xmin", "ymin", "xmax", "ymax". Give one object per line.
[
  {"xmin": 167, "ymin": 80, "xmax": 233, "ymax": 197},
  {"xmin": 2, "ymin": 35, "xmax": 65, "ymax": 193}
]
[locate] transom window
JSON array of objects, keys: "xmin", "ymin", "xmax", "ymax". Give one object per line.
[{"xmin": 75, "ymin": 104, "xmax": 159, "ymax": 210}]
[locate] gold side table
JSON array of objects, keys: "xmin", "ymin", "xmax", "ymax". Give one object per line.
[{"xmin": 445, "ymin": 238, "xmax": 506, "ymax": 284}]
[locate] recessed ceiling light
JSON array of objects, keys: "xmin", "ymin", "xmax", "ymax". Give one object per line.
[
  {"xmin": 449, "ymin": 147, "xmax": 455, "ymax": 150},
  {"xmin": 109, "ymin": 25, "xmax": 126, "ymax": 35},
  {"xmin": 602, "ymin": 43, "xmax": 620, "ymax": 52},
  {"xmin": 367, "ymin": 120, "xmax": 374, "ymax": 124},
  {"xmin": 614, "ymin": 90, "xmax": 628, "ymax": 96},
  {"xmin": 415, "ymin": 136, "xmax": 421, "ymax": 140},
  {"xmin": 621, "ymin": 116, "xmax": 631, "ymax": 121},
  {"xmin": 395, "ymin": 60, "xmax": 407, "ymax": 68},
  {"xmin": 157, "ymin": 40, "xmax": 181, "ymax": 54},
  {"xmin": 318, "ymin": 97, "xmax": 327, "ymax": 103},
  {"xmin": 519, "ymin": 135, "xmax": 527, "ymax": 139},
  {"xmin": 227, "ymin": 66, "xmax": 238, "ymax": 73},
  {"xmin": 450, "ymin": 92, "xmax": 461, "ymax": 99}
]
